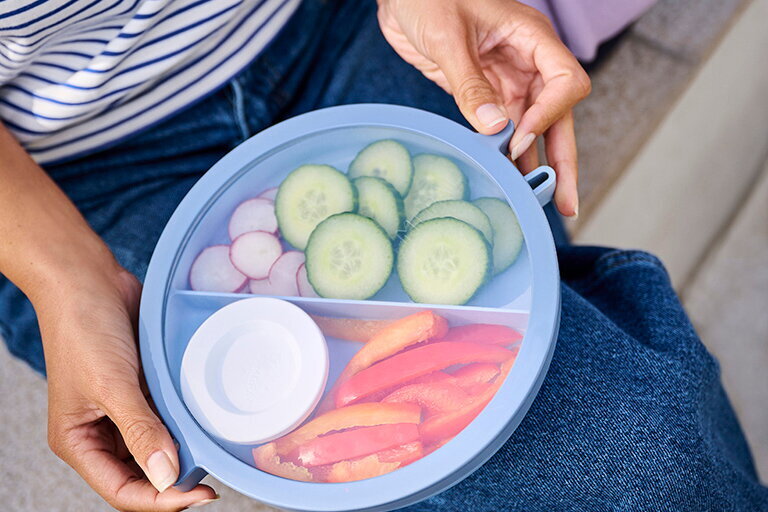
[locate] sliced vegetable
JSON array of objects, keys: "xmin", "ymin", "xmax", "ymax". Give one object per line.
[
  {"xmin": 228, "ymin": 198, "xmax": 277, "ymax": 240},
  {"xmin": 253, "ymin": 442, "xmax": 313, "ymax": 482},
  {"xmin": 273, "ymin": 402, "xmax": 421, "ymax": 456},
  {"xmin": 229, "ymin": 231, "xmax": 283, "ymax": 279},
  {"xmin": 323, "ymin": 441, "xmax": 423, "ymax": 482},
  {"xmin": 305, "ymin": 213, "xmax": 393, "ymax": 299},
  {"xmin": 420, "ymin": 356, "xmax": 517, "ymax": 445},
  {"xmin": 410, "ymin": 199, "xmax": 493, "ymax": 244},
  {"xmin": 268, "ymin": 251, "xmax": 305, "ymax": 296},
  {"xmin": 325, "ymin": 454, "xmax": 401, "ymax": 483},
  {"xmin": 248, "ymin": 277, "xmax": 274, "ymax": 295},
  {"xmin": 442, "ymin": 324, "xmax": 522, "ymax": 346},
  {"xmin": 452, "ymin": 363, "xmax": 501, "ymax": 394},
  {"xmin": 275, "ymin": 164, "xmax": 356, "ymax": 250},
  {"xmin": 382, "ymin": 380, "xmax": 472, "ymax": 416},
  {"xmin": 404, "ymin": 154, "xmax": 467, "ymax": 219},
  {"xmin": 296, "ymin": 263, "xmax": 319, "ymax": 298},
  {"xmin": 348, "ymin": 140, "xmax": 413, "ymax": 196},
  {"xmin": 376, "ymin": 441, "xmax": 424, "ymax": 465},
  {"xmin": 297, "ymin": 423, "xmax": 419, "ymax": 467},
  {"xmin": 258, "ymin": 187, "xmax": 278, "ymax": 201},
  {"xmin": 189, "ymin": 245, "xmax": 246, "ymax": 292},
  {"xmin": 308, "ymin": 315, "xmax": 395, "ymax": 343},
  {"xmin": 473, "ymin": 197, "xmax": 524, "ymax": 274},
  {"xmin": 397, "ymin": 218, "xmax": 491, "ymax": 305},
  {"xmin": 419, "ymin": 387, "xmax": 493, "ymax": 445},
  {"xmin": 336, "ymin": 342, "xmax": 515, "ymax": 407},
  {"xmin": 353, "ymin": 176, "xmax": 404, "ymax": 238},
  {"xmin": 337, "ymin": 311, "xmax": 448, "ymax": 383}
]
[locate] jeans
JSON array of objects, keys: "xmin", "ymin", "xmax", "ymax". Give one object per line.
[{"xmin": 1, "ymin": 0, "xmax": 766, "ymax": 510}]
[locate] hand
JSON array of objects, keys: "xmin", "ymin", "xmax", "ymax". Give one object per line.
[
  {"xmin": 39, "ymin": 260, "xmax": 217, "ymax": 511},
  {"xmin": 377, "ymin": 0, "xmax": 591, "ymax": 217}
]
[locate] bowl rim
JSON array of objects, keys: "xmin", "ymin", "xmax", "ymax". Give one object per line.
[{"xmin": 139, "ymin": 104, "xmax": 560, "ymax": 512}]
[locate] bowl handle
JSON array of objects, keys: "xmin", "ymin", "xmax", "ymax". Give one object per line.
[
  {"xmin": 524, "ymin": 166, "xmax": 556, "ymax": 206},
  {"xmin": 174, "ymin": 440, "xmax": 208, "ymax": 492},
  {"xmin": 479, "ymin": 121, "xmax": 516, "ymax": 153}
]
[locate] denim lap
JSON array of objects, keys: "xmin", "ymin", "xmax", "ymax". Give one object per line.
[
  {"xmin": 0, "ymin": 0, "xmax": 765, "ymax": 509},
  {"xmin": 410, "ymin": 249, "xmax": 765, "ymax": 511}
]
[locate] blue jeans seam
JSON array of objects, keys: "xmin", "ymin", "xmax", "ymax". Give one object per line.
[{"xmin": 229, "ymin": 79, "xmax": 250, "ymax": 140}]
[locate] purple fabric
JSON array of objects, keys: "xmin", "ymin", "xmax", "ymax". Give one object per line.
[{"xmin": 521, "ymin": 0, "xmax": 657, "ymax": 61}]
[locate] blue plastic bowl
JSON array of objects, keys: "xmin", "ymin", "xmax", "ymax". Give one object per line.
[{"xmin": 139, "ymin": 104, "xmax": 560, "ymax": 511}]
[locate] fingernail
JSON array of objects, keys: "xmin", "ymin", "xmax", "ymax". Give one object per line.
[
  {"xmin": 475, "ymin": 104, "xmax": 507, "ymax": 128},
  {"xmin": 189, "ymin": 495, "xmax": 220, "ymax": 508},
  {"xmin": 146, "ymin": 450, "xmax": 177, "ymax": 493},
  {"xmin": 510, "ymin": 133, "xmax": 535, "ymax": 161}
]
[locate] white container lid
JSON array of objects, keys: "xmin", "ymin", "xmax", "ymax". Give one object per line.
[{"xmin": 180, "ymin": 297, "xmax": 328, "ymax": 444}]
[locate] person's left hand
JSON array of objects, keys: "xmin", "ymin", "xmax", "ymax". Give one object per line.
[{"xmin": 377, "ymin": 0, "xmax": 591, "ymax": 217}]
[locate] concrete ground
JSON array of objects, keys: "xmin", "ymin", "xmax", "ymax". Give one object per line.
[{"xmin": 1, "ymin": 0, "xmax": 766, "ymax": 510}]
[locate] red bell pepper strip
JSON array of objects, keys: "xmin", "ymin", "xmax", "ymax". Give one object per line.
[
  {"xmin": 452, "ymin": 363, "xmax": 501, "ymax": 394},
  {"xmin": 419, "ymin": 396, "xmax": 490, "ymax": 445},
  {"xmin": 382, "ymin": 380, "xmax": 473, "ymax": 416},
  {"xmin": 441, "ymin": 324, "xmax": 522, "ymax": 346},
  {"xmin": 355, "ymin": 371, "xmax": 454, "ymax": 404},
  {"xmin": 273, "ymin": 402, "xmax": 421, "ymax": 456},
  {"xmin": 336, "ymin": 342, "xmax": 515, "ymax": 408},
  {"xmin": 325, "ymin": 454, "xmax": 402, "ymax": 483},
  {"xmin": 318, "ymin": 311, "xmax": 448, "ymax": 412},
  {"xmin": 420, "ymin": 357, "xmax": 517, "ymax": 445},
  {"xmin": 252, "ymin": 442, "xmax": 313, "ymax": 481},
  {"xmin": 297, "ymin": 423, "xmax": 420, "ymax": 467},
  {"xmin": 321, "ymin": 441, "xmax": 424, "ymax": 483},
  {"xmin": 376, "ymin": 441, "xmax": 424, "ymax": 465},
  {"xmin": 340, "ymin": 311, "xmax": 449, "ymax": 381},
  {"xmin": 411, "ymin": 371, "xmax": 453, "ymax": 384},
  {"xmin": 309, "ymin": 315, "xmax": 394, "ymax": 343}
]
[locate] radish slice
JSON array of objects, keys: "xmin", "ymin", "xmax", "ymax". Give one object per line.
[
  {"xmin": 258, "ymin": 187, "xmax": 278, "ymax": 201},
  {"xmin": 268, "ymin": 251, "xmax": 305, "ymax": 296},
  {"xmin": 228, "ymin": 198, "xmax": 277, "ymax": 240},
  {"xmin": 190, "ymin": 245, "xmax": 247, "ymax": 292},
  {"xmin": 229, "ymin": 231, "xmax": 283, "ymax": 279},
  {"xmin": 296, "ymin": 264, "xmax": 319, "ymax": 298},
  {"xmin": 248, "ymin": 278, "xmax": 275, "ymax": 295}
]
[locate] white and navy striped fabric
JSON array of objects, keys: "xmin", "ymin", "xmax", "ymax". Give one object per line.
[{"xmin": 0, "ymin": 0, "xmax": 300, "ymax": 163}]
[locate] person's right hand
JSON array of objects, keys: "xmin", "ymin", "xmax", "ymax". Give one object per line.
[{"xmin": 37, "ymin": 256, "xmax": 218, "ymax": 511}]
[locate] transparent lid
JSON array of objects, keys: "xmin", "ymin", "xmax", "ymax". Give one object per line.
[{"xmin": 162, "ymin": 122, "xmax": 538, "ymax": 484}]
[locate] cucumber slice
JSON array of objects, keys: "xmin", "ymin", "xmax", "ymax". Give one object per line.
[
  {"xmin": 275, "ymin": 164, "xmax": 356, "ymax": 250},
  {"xmin": 474, "ymin": 197, "xmax": 524, "ymax": 275},
  {"xmin": 397, "ymin": 218, "xmax": 490, "ymax": 305},
  {"xmin": 305, "ymin": 213, "xmax": 394, "ymax": 299},
  {"xmin": 349, "ymin": 140, "xmax": 413, "ymax": 196},
  {"xmin": 353, "ymin": 176, "xmax": 404, "ymax": 239},
  {"xmin": 404, "ymin": 154, "xmax": 467, "ymax": 220},
  {"xmin": 410, "ymin": 199, "xmax": 494, "ymax": 244}
]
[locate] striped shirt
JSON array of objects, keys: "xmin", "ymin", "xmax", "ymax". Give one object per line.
[{"xmin": 0, "ymin": 0, "xmax": 300, "ymax": 164}]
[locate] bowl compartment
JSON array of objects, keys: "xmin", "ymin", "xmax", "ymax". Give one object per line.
[
  {"xmin": 165, "ymin": 290, "xmax": 528, "ymax": 473},
  {"xmin": 171, "ymin": 124, "xmax": 532, "ymax": 309}
]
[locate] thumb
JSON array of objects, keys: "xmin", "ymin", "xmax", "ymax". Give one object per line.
[
  {"xmin": 100, "ymin": 379, "xmax": 180, "ymax": 493},
  {"xmin": 430, "ymin": 33, "xmax": 508, "ymax": 134}
]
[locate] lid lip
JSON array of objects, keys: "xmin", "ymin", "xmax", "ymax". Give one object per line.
[{"xmin": 139, "ymin": 104, "xmax": 560, "ymax": 511}]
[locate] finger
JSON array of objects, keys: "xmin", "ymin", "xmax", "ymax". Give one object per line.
[
  {"xmin": 97, "ymin": 377, "xmax": 182, "ymax": 494},
  {"xmin": 544, "ymin": 111, "xmax": 579, "ymax": 217},
  {"xmin": 83, "ymin": 450, "xmax": 217, "ymax": 511},
  {"xmin": 510, "ymin": 40, "xmax": 590, "ymax": 159},
  {"xmin": 53, "ymin": 422, "xmax": 217, "ymax": 511},
  {"xmin": 515, "ymin": 137, "xmax": 540, "ymax": 175},
  {"xmin": 428, "ymin": 29, "xmax": 509, "ymax": 134}
]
